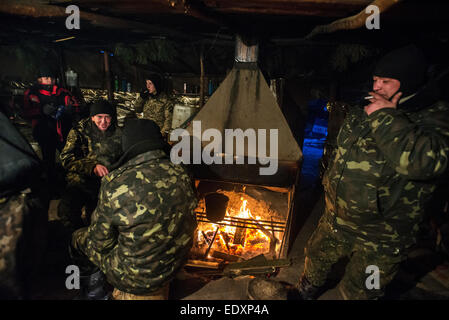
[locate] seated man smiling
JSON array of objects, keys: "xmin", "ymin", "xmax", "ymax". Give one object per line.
[{"xmin": 58, "ymin": 99, "xmax": 122, "ymax": 234}]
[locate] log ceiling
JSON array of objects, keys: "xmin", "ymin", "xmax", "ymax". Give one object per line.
[
  {"xmin": 0, "ymin": 0, "xmax": 448, "ymax": 54},
  {"xmin": 0, "ymin": 0, "xmax": 449, "ymax": 46}
]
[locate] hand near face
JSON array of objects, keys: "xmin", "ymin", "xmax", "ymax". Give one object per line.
[
  {"xmin": 94, "ymin": 164, "xmax": 109, "ymax": 177},
  {"xmin": 364, "ymin": 91, "xmax": 402, "ymax": 116}
]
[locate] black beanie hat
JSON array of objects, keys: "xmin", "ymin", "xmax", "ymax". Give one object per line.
[
  {"xmin": 89, "ymin": 99, "xmax": 114, "ymax": 117},
  {"xmin": 108, "ymin": 119, "xmax": 168, "ymax": 170},
  {"xmin": 122, "ymin": 119, "xmax": 165, "ymax": 153},
  {"xmin": 38, "ymin": 64, "xmax": 56, "ymax": 78},
  {"xmin": 373, "ymin": 45, "xmax": 428, "ymax": 97}
]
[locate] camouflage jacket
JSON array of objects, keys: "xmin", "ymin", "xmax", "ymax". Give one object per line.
[
  {"xmin": 60, "ymin": 118, "xmax": 122, "ymax": 187},
  {"xmin": 322, "ymin": 100, "xmax": 449, "ymax": 251},
  {"xmin": 134, "ymin": 92, "xmax": 174, "ymax": 134},
  {"xmin": 73, "ymin": 149, "xmax": 198, "ymax": 295}
]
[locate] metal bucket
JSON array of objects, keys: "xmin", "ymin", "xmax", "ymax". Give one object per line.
[{"xmin": 205, "ymin": 193, "xmax": 229, "ymax": 223}]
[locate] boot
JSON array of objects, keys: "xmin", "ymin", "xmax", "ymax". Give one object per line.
[
  {"xmin": 296, "ymin": 274, "xmax": 321, "ymax": 300},
  {"xmin": 74, "ymin": 270, "xmax": 111, "ymax": 300}
]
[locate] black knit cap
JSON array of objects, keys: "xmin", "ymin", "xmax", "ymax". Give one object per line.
[
  {"xmin": 373, "ymin": 45, "xmax": 428, "ymax": 97},
  {"xmin": 122, "ymin": 119, "xmax": 165, "ymax": 153},
  {"xmin": 38, "ymin": 64, "xmax": 56, "ymax": 78},
  {"xmin": 108, "ymin": 119, "xmax": 167, "ymax": 170},
  {"xmin": 89, "ymin": 99, "xmax": 114, "ymax": 117}
]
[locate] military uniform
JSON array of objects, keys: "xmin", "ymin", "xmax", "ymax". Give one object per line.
[
  {"xmin": 58, "ymin": 118, "xmax": 122, "ymax": 229},
  {"xmin": 0, "ymin": 189, "xmax": 48, "ymax": 299},
  {"xmin": 134, "ymin": 92, "xmax": 174, "ymax": 134},
  {"xmin": 72, "ymin": 149, "xmax": 198, "ymax": 295},
  {"xmin": 305, "ymin": 100, "xmax": 449, "ymax": 299}
]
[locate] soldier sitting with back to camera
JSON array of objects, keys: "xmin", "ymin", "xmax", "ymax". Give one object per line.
[{"xmin": 70, "ymin": 118, "xmax": 198, "ymax": 300}]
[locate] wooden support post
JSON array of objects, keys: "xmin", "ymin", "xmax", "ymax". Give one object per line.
[
  {"xmin": 103, "ymin": 51, "xmax": 113, "ymax": 102},
  {"xmin": 199, "ymin": 45, "xmax": 205, "ymax": 108},
  {"xmin": 58, "ymin": 46, "xmax": 67, "ymax": 89}
]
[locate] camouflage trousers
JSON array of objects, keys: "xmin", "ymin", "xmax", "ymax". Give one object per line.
[
  {"xmin": 57, "ymin": 182, "xmax": 99, "ymax": 231},
  {"xmin": 303, "ymin": 215, "xmax": 406, "ymax": 300}
]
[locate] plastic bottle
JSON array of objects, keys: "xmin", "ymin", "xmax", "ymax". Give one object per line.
[
  {"xmin": 114, "ymin": 75, "xmax": 119, "ymax": 92},
  {"xmin": 65, "ymin": 67, "xmax": 78, "ymax": 88},
  {"xmin": 208, "ymin": 79, "xmax": 213, "ymax": 95}
]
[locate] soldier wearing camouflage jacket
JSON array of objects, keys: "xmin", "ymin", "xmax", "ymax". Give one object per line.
[
  {"xmin": 72, "ymin": 119, "xmax": 197, "ymax": 298},
  {"xmin": 58, "ymin": 100, "xmax": 122, "ymax": 231},
  {"xmin": 248, "ymin": 45, "xmax": 449, "ymax": 300},
  {"xmin": 303, "ymin": 46, "xmax": 449, "ymax": 300},
  {"xmin": 134, "ymin": 74, "xmax": 174, "ymax": 135}
]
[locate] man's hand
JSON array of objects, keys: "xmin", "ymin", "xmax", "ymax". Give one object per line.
[
  {"xmin": 140, "ymin": 89, "xmax": 149, "ymax": 100},
  {"xmin": 93, "ymin": 164, "xmax": 109, "ymax": 177},
  {"xmin": 364, "ymin": 91, "xmax": 402, "ymax": 116}
]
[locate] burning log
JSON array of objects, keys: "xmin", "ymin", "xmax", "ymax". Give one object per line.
[
  {"xmin": 233, "ymin": 226, "xmax": 247, "ymax": 246},
  {"xmin": 193, "ymin": 189, "xmax": 288, "ymax": 262}
]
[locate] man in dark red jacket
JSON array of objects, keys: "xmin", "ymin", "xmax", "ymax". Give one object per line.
[{"xmin": 23, "ymin": 65, "xmax": 80, "ymax": 183}]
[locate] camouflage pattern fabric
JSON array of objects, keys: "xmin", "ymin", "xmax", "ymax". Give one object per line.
[
  {"xmin": 0, "ymin": 189, "xmax": 48, "ymax": 299},
  {"xmin": 58, "ymin": 118, "xmax": 123, "ymax": 230},
  {"xmin": 134, "ymin": 93, "xmax": 174, "ymax": 134},
  {"xmin": 0, "ymin": 193, "xmax": 25, "ymax": 298},
  {"xmin": 304, "ymin": 214, "xmax": 405, "ymax": 300},
  {"xmin": 306, "ymin": 100, "xmax": 449, "ymax": 299},
  {"xmin": 60, "ymin": 118, "xmax": 123, "ymax": 187},
  {"xmin": 72, "ymin": 149, "xmax": 198, "ymax": 295},
  {"xmin": 322, "ymin": 101, "xmax": 449, "ymax": 251}
]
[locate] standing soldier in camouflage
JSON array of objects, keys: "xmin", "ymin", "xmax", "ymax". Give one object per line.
[
  {"xmin": 58, "ymin": 99, "xmax": 122, "ymax": 233},
  {"xmin": 134, "ymin": 74, "xmax": 174, "ymax": 137},
  {"xmin": 71, "ymin": 119, "xmax": 198, "ymax": 300},
  {"xmin": 248, "ymin": 45, "xmax": 449, "ymax": 300}
]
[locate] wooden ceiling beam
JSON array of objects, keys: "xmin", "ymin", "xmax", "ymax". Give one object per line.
[
  {"xmin": 0, "ymin": 0, "xmax": 194, "ymax": 40},
  {"xmin": 209, "ymin": 6, "xmax": 349, "ymax": 17}
]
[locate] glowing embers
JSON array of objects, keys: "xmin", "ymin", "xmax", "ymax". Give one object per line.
[{"xmin": 194, "ymin": 190, "xmax": 286, "ymax": 261}]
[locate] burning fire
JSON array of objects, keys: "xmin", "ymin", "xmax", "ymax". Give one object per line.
[{"xmin": 196, "ymin": 195, "xmax": 280, "ymax": 261}]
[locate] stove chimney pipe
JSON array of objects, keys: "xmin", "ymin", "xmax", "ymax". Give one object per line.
[{"xmin": 235, "ymin": 34, "xmax": 258, "ymax": 63}]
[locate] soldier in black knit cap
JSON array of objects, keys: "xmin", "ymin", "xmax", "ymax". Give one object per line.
[
  {"xmin": 57, "ymin": 99, "xmax": 122, "ymax": 235},
  {"xmin": 71, "ymin": 118, "xmax": 197, "ymax": 300},
  {"xmin": 248, "ymin": 45, "xmax": 449, "ymax": 300}
]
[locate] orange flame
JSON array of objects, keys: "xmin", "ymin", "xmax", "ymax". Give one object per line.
[{"xmin": 197, "ymin": 196, "xmax": 274, "ymax": 260}]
